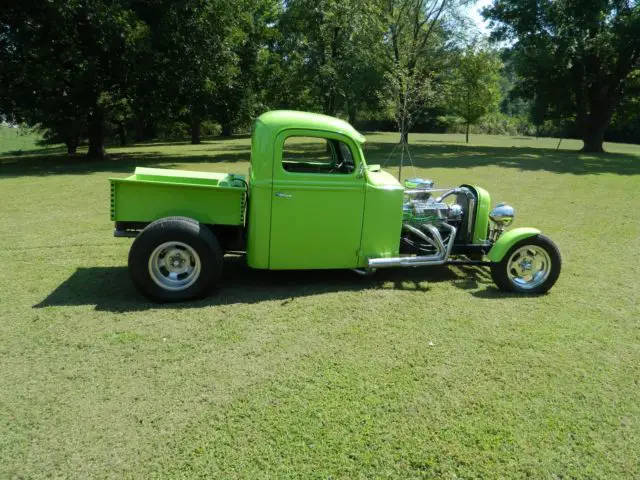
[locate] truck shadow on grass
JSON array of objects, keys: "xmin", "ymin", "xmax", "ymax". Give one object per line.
[{"xmin": 33, "ymin": 256, "xmax": 503, "ymax": 312}]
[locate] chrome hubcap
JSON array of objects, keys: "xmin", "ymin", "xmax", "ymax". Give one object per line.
[
  {"xmin": 148, "ymin": 241, "xmax": 201, "ymax": 291},
  {"xmin": 506, "ymin": 245, "xmax": 551, "ymax": 290}
]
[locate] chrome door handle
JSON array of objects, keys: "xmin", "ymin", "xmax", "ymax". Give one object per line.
[{"xmin": 275, "ymin": 192, "xmax": 292, "ymax": 199}]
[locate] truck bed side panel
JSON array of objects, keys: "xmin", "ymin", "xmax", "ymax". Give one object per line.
[{"xmin": 111, "ymin": 179, "xmax": 245, "ymax": 226}]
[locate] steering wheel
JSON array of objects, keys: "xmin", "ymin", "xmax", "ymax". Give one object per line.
[
  {"xmin": 333, "ymin": 142, "xmax": 355, "ymax": 173},
  {"xmin": 331, "ymin": 158, "xmax": 345, "ymax": 173}
]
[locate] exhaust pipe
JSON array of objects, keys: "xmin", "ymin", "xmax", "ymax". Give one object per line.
[{"xmin": 368, "ymin": 223, "xmax": 457, "ymax": 268}]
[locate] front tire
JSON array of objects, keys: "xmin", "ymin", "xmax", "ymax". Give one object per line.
[
  {"xmin": 128, "ymin": 217, "xmax": 222, "ymax": 303},
  {"xmin": 490, "ymin": 234, "xmax": 561, "ymax": 294}
]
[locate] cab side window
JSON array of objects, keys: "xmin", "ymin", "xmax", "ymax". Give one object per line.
[{"xmin": 282, "ymin": 136, "xmax": 355, "ymax": 174}]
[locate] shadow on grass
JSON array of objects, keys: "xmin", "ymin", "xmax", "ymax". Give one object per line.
[
  {"xmin": 0, "ymin": 145, "xmax": 68, "ymax": 157},
  {"xmin": 366, "ymin": 143, "xmax": 640, "ymax": 176},
  {"xmin": 33, "ymin": 256, "xmax": 496, "ymax": 312},
  {"xmin": 132, "ymin": 134, "xmax": 252, "ymax": 148},
  {"xmin": 0, "ymin": 147, "xmax": 251, "ymax": 179},
  {"xmin": 2, "ymin": 139, "xmax": 639, "ymax": 178}
]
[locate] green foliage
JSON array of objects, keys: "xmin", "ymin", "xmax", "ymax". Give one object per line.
[
  {"xmin": 498, "ymin": 50, "xmax": 533, "ymax": 118},
  {"xmin": 441, "ymin": 112, "xmax": 534, "ymax": 136},
  {"xmin": 1, "ymin": 0, "xmax": 638, "ymax": 152},
  {"xmin": 484, "ymin": 0, "xmax": 640, "ymax": 152},
  {"xmin": 608, "ymin": 69, "xmax": 640, "ymax": 143},
  {"xmin": 157, "ymin": 121, "xmax": 191, "ymax": 142},
  {"xmin": 447, "ymin": 47, "xmax": 503, "ymax": 142},
  {"xmin": 156, "ymin": 119, "xmax": 222, "ymax": 141},
  {"xmin": 0, "ymin": 0, "xmax": 151, "ymax": 156},
  {"xmin": 134, "ymin": 0, "xmax": 242, "ymax": 142},
  {"xmin": 274, "ymin": 0, "xmax": 386, "ymax": 121},
  {"xmin": 0, "ymin": 0, "xmax": 243, "ymax": 152},
  {"xmin": 381, "ymin": 0, "xmax": 463, "ymax": 141}
]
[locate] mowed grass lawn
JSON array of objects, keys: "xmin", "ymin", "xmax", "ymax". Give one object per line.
[
  {"xmin": 1, "ymin": 132, "xmax": 639, "ymax": 478},
  {"xmin": 0, "ymin": 125, "xmax": 58, "ymax": 155}
]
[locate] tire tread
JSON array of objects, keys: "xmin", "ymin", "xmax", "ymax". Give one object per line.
[{"xmin": 128, "ymin": 216, "xmax": 222, "ymax": 302}]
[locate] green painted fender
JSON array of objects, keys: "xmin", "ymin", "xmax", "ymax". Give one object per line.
[{"xmin": 487, "ymin": 227, "xmax": 541, "ymax": 262}]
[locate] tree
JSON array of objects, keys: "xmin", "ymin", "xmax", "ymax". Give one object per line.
[
  {"xmin": 0, "ymin": 0, "xmax": 149, "ymax": 158},
  {"xmin": 275, "ymin": 0, "xmax": 386, "ymax": 119},
  {"xmin": 382, "ymin": 0, "xmax": 466, "ymax": 144},
  {"xmin": 209, "ymin": 0, "xmax": 281, "ymax": 137},
  {"xmin": 448, "ymin": 47, "xmax": 502, "ymax": 143},
  {"xmin": 136, "ymin": 0, "xmax": 240, "ymax": 144},
  {"xmin": 608, "ymin": 69, "xmax": 640, "ymax": 143},
  {"xmin": 484, "ymin": 0, "xmax": 640, "ymax": 153},
  {"xmin": 0, "ymin": 0, "xmax": 243, "ymax": 152}
]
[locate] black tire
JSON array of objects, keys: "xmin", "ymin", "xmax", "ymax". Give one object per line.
[
  {"xmin": 490, "ymin": 234, "xmax": 561, "ymax": 294},
  {"xmin": 128, "ymin": 216, "xmax": 223, "ymax": 303}
]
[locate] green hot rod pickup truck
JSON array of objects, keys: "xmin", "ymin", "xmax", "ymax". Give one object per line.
[{"xmin": 110, "ymin": 110, "xmax": 561, "ymax": 302}]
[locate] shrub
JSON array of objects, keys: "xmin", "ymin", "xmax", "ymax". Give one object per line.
[
  {"xmin": 200, "ymin": 120, "xmax": 222, "ymax": 137},
  {"xmin": 157, "ymin": 121, "xmax": 190, "ymax": 141},
  {"xmin": 440, "ymin": 113, "xmax": 536, "ymax": 136}
]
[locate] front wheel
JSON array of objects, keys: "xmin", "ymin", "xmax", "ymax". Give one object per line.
[
  {"xmin": 490, "ymin": 234, "xmax": 561, "ymax": 294},
  {"xmin": 128, "ymin": 217, "xmax": 223, "ymax": 303}
]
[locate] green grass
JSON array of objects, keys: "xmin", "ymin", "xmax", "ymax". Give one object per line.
[
  {"xmin": 0, "ymin": 125, "xmax": 58, "ymax": 155},
  {"xmin": 1, "ymin": 132, "xmax": 639, "ymax": 478}
]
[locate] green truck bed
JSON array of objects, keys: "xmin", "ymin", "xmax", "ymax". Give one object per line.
[{"xmin": 110, "ymin": 167, "xmax": 246, "ymax": 226}]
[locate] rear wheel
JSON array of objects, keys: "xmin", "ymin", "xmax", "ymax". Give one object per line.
[
  {"xmin": 128, "ymin": 217, "xmax": 222, "ymax": 302},
  {"xmin": 490, "ymin": 234, "xmax": 561, "ymax": 294}
]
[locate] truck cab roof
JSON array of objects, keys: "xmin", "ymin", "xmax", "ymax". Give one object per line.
[
  {"xmin": 249, "ymin": 110, "xmax": 366, "ymax": 184},
  {"xmin": 254, "ymin": 110, "xmax": 366, "ymax": 145}
]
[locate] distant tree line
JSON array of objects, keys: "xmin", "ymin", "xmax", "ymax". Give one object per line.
[{"xmin": 0, "ymin": 0, "xmax": 638, "ymax": 158}]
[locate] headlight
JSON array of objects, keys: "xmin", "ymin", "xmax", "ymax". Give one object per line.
[{"xmin": 489, "ymin": 202, "xmax": 515, "ymax": 227}]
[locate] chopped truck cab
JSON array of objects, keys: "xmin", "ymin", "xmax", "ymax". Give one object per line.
[{"xmin": 110, "ymin": 110, "xmax": 561, "ymax": 302}]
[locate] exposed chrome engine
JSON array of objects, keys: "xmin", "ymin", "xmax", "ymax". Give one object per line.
[
  {"xmin": 399, "ymin": 179, "xmax": 469, "ymax": 257},
  {"xmin": 366, "ymin": 178, "xmax": 517, "ymax": 270},
  {"xmin": 369, "ymin": 179, "xmax": 474, "ymax": 268},
  {"xmin": 403, "ymin": 198, "xmax": 464, "ymax": 223}
]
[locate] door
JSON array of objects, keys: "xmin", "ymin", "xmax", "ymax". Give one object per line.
[{"xmin": 269, "ymin": 130, "xmax": 366, "ymax": 269}]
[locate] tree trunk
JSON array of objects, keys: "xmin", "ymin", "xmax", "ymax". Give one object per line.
[
  {"xmin": 465, "ymin": 122, "xmax": 470, "ymax": 144},
  {"xmin": 118, "ymin": 122, "xmax": 127, "ymax": 146},
  {"xmin": 87, "ymin": 110, "xmax": 105, "ymax": 159},
  {"xmin": 65, "ymin": 136, "xmax": 78, "ymax": 155},
  {"xmin": 190, "ymin": 117, "xmax": 201, "ymax": 144},
  {"xmin": 221, "ymin": 123, "xmax": 233, "ymax": 137},
  {"xmin": 581, "ymin": 111, "xmax": 609, "ymax": 153},
  {"xmin": 579, "ymin": 65, "xmax": 622, "ymax": 153},
  {"xmin": 134, "ymin": 117, "xmax": 144, "ymax": 142},
  {"xmin": 582, "ymin": 129, "xmax": 605, "ymax": 153},
  {"xmin": 400, "ymin": 131, "xmax": 409, "ymax": 144},
  {"xmin": 348, "ymin": 103, "xmax": 357, "ymax": 125}
]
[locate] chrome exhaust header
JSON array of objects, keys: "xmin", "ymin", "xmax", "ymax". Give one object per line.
[{"xmin": 368, "ymin": 223, "xmax": 457, "ymax": 268}]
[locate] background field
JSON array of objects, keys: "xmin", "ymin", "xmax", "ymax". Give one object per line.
[
  {"xmin": 1, "ymin": 133, "xmax": 639, "ymax": 478},
  {"xmin": 0, "ymin": 125, "xmax": 57, "ymax": 155}
]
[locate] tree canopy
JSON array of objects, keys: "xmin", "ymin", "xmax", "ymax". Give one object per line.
[
  {"xmin": 448, "ymin": 46, "xmax": 502, "ymax": 143},
  {"xmin": 1, "ymin": 0, "xmax": 638, "ymax": 157},
  {"xmin": 484, "ymin": 0, "xmax": 640, "ymax": 152}
]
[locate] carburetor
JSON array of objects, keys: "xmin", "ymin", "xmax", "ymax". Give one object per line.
[{"xmin": 403, "ymin": 178, "xmax": 464, "ymax": 223}]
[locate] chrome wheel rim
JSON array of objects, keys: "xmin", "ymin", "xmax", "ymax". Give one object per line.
[
  {"xmin": 506, "ymin": 245, "xmax": 552, "ymax": 290},
  {"xmin": 148, "ymin": 241, "xmax": 201, "ymax": 291}
]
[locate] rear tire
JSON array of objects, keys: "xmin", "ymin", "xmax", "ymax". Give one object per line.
[
  {"xmin": 490, "ymin": 234, "xmax": 561, "ymax": 294},
  {"xmin": 128, "ymin": 217, "xmax": 222, "ymax": 303}
]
